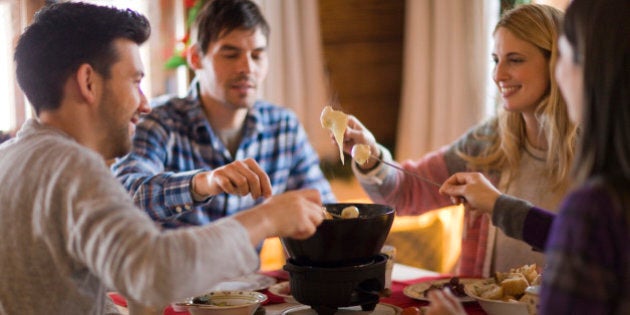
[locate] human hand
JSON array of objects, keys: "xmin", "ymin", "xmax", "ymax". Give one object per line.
[
  {"xmin": 234, "ymin": 189, "xmax": 323, "ymax": 245},
  {"xmin": 338, "ymin": 115, "xmax": 380, "ymax": 170},
  {"xmin": 425, "ymin": 289, "xmax": 467, "ymax": 315},
  {"xmin": 439, "ymin": 172, "xmax": 500, "ymax": 215},
  {"xmin": 192, "ymin": 158, "xmax": 272, "ymax": 200}
]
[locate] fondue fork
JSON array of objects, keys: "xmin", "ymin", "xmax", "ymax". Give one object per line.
[
  {"xmin": 369, "ymin": 154, "xmax": 470, "ymax": 237},
  {"xmin": 371, "ymin": 155, "xmax": 442, "ymax": 188},
  {"xmin": 322, "ymin": 207, "xmax": 343, "ymax": 219}
]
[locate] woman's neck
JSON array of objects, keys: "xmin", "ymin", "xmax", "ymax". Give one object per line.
[{"xmin": 522, "ymin": 112, "xmax": 547, "ymax": 150}]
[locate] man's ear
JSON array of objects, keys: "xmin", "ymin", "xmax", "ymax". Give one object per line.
[
  {"xmin": 187, "ymin": 43, "xmax": 203, "ymax": 70},
  {"xmin": 75, "ymin": 63, "xmax": 99, "ymax": 104}
]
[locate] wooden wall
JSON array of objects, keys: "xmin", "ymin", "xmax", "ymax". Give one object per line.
[{"xmin": 318, "ymin": 0, "xmax": 405, "ymax": 152}]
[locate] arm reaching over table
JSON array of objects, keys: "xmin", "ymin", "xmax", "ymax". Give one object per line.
[
  {"xmin": 234, "ymin": 189, "xmax": 324, "ymax": 244},
  {"xmin": 440, "ymin": 172, "xmax": 555, "ymax": 251},
  {"xmin": 191, "ymin": 157, "xmax": 273, "ymax": 201}
]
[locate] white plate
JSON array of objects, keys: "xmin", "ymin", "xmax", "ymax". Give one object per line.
[
  {"xmin": 403, "ymin": 278, "xmax": 477, "ymax": 303},
  {"xmin": 210, "ymin": 273, "xmax": 277, "ymax": 291},
  {"xmin": 268, "ymin": 281, "xmax": 297, "ymax": 303},
  {"xmin": 281, "ymin": 303, "xmax": 401, "ymax": 315}
]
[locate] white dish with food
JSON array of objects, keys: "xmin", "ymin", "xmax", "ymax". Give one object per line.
[
  {"xmin": 174, "ymin": 290, "xmax": 267, "ymax": 315},
  {"xmin": 403, "ymin": 277, "xmax": 478, "ymax": 303},
  {"xmin": 464, "ymin": 279, "xmax": 539, "ymax": 315}
]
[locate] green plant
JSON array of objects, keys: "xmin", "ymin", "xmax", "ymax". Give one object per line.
[{"xmin": 164, "ymin": 0, "xmax": 208, "ymax": 69}]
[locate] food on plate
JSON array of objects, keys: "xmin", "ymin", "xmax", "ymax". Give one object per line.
[
  {"xmin": 500, "ymin": 273, "xmax": 529, "ymax": 297},
  {"xmin": 496, "ymin": 263, "xmax": 540, "ymax": 285},
  {"xmin": 320, "ymin": 106, "xmax": 348, "ymax": 164},
  {"xmin": 423, "ymin": 277, "xmax": 468, "ymax": 298},
  {"xmin": 351, "ymin": 144, "xmax": 372, "ymax": 165},
  {"xmin": 467, "ymin": 264, "xmax": 540, "ymax": 302},
  {"xmin": 191, "ymin": 296, "xmax": 228, "ymax": 306},
  {"xmin": 340, "ymin": 205, "xmax": 360, "ymax": 219}
]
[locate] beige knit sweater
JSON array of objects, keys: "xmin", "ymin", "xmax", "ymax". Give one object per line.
[{"xmin": 0, "ymin": 120, "xmax": 258, "ymax": 314}]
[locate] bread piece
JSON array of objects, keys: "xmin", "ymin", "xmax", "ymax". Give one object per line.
[
  {"xmin": 513, "ymin": 264, "xmax": 539, "ymax": 284},
  {"xmin": 500, "ymin": 273, "xmax": 529, "ymax": 297},
  {"xmin": 479, "ymin": 284, "xmax": 504, "ymax": 300},
  {"xmin": 494, "ymin": 271, "xmax": 509, "ymax": 283}
]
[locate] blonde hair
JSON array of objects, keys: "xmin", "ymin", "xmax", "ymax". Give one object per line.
[{"xmin": 458, "ymin": 4, "xmax": 578, "ymax": 191}]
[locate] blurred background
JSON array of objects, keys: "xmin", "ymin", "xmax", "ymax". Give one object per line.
[{"xmin": 0, "ymin": 0, "xmax": 569, "ymax": 273}]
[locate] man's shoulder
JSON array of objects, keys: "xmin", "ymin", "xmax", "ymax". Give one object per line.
[
  {"xmin": 142, "ymin": 94, "xmax": 202, "ymax": 127},
  {"xmin": 4, "ymin": 131, "xmax": 103, "ymax": 173},
  {"xmin": 150, "ymin": 94, "xmax": 195, "ymax": 114}
]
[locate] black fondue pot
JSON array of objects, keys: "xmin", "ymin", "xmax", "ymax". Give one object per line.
[
  {"xmin": 281, "ymin": 203, "xmax": 395, "ymax": 315},
  {"xmin": 281, "ymin": 203, "xmax": 395, "ymax": 267}
]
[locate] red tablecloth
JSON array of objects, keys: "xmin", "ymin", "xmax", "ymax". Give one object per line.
[{"xmin": 108, "ymin": 270, "xmax": 486, "ymax": 314}]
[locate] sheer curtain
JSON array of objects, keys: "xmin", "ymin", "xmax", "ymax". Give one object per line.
[
  {"xmin": 396, "ymin": 0, "xmax": 498, "ymax": 160},
  {"xmin": 257, "ymin": 0, "xmax": 335, "ymax": 158}
]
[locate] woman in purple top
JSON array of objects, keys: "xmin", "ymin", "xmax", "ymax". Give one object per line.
[{"xmin": 432, "ymin": 0, "xmax": 630, "ymax": 314}]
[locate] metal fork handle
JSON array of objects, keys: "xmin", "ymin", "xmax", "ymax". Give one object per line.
[{"xmin": 372, "ymin": 156, "xmax": 442, "ymax": 188}]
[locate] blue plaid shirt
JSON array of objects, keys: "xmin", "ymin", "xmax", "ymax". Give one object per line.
[{"xmin": 111, "ymin": 81, "xmax": 336, "ymax": 228}]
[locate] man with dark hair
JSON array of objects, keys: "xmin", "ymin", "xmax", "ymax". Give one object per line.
[
  {"xmin": 0, "ymin": 3, "xmax": 323, "ymax": 314},
  {"xmin": 111, "ymin": 0, "xmax": 335, "ymax": 229}
]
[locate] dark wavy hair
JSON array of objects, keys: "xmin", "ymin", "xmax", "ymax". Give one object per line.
[
  {"xmin": 564, "ymin": 0, "xmax": 630, "ymax": 183},
  {"xmin": 14, "ymin": 2, "xmax": 150, "ymax": 114},
  {"xmin": 193, "ymin": 0, "xmax": 269, "ymax": 54}
]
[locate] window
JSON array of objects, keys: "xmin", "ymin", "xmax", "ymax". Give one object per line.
[
  {"xmin": 0, "ymin": 0, "xmax": 188, "ymax": 134},
  {"xmin": 0, "ymin": 2, "xmax": 15, "ymax": 131},
  {"xmin": 0, "ymin": 0, "xmax": 23, "ymax": 133}
]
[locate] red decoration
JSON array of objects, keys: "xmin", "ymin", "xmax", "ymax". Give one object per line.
[{"xmin": 184, "ymin": 0, "xmax": 197, "ymax": 9}]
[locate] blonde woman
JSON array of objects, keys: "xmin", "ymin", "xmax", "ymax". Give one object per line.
[{"xmin": 337, "ymin": 4, "xmax": 577, "ymax": 277}]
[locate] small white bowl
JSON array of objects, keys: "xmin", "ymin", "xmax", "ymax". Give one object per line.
[
  {"xmin": 473, "ymin": 296, "xmax": 529, "ymax": 315},
  {"xmin": 174, "ymin": 291, "xmax": 267, "ymax": 315},
  {"xmin": 464, "ymin": 281, "xmax": 535, "ymax": 315}
]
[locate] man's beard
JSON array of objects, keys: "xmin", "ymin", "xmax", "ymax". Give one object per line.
[{"xmin": 98, "ymin": 88, "xmax": 132, "ymax": 159}]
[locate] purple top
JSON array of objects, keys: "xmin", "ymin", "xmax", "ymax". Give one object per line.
[{"xmin": 492, "ymin": 179, "xmax": 630, "ymax": 313}]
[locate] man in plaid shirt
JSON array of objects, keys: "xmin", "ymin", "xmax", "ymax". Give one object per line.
[{"xmin": 111, "ymin": 0, "xmax": 335, "ymax": 229}]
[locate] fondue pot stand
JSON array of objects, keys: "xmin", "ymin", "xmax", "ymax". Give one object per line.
[{"xmin": 284, "ymin": 254, "xmax": 387, "ymax": 315}]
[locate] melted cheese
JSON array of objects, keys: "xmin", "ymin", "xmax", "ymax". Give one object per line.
[
  {"xmin": 341, "ymin": 205, "xmax": 360, "ymax": 219},
  {"xmin": 320, "ymin": 106, "xmax": 348, "ymax": 164},
  {"xmin": 351, "ymin": 144, "xmax": 371, "ymax": 166}
]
